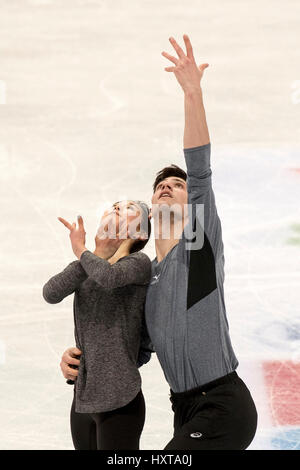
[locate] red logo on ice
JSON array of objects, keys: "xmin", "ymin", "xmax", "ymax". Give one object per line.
[{"xmin": 263, "ymin": 361, "xmax": 300, "ymax": 426}]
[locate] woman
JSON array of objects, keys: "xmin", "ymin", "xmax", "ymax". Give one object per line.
[{"xmin": 42, "ymin": 200, "xmax": 152, "ymax": 450}]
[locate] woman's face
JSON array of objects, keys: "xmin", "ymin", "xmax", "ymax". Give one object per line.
[{"xmin": 96, "ymin": 200, "xmax": 144, "ymax": 240}]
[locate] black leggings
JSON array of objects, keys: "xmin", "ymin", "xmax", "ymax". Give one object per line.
[
  {"xmin": 165, "ymin": 371, "xmax": 258, "ymax": 450},
  {"xmin": 70, "ymin": 389, "xmax": 145, "ymax": 450}
]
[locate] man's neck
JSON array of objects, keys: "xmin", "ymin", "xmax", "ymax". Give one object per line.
[
  {"xmin": 155, "ymin": 238, "xmax": 180, "ymax": 263},
  {"xmin": 154, "ymin": 218, "xmax": 186, "ymax": 263}
]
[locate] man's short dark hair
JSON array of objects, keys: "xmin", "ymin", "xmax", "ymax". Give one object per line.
[{"xmin": 153, "ymin": 164, "xmax": 187, "ymax": 193}]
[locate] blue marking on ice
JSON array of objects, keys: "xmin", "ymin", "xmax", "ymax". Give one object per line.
[{"xmin": 271, "ymin": 428, "xmax": 300, "ymax": 450}]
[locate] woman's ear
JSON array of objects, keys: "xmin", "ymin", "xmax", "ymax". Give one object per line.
[{"xmin": 148, "ymin": 208, "xmax": 152, "ymax": 220}]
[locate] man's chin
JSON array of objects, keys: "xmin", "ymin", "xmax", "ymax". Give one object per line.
[
  {"xmin": 152, "ymin": 204, "xmax": 185, "ymax": 225},
  {"xmin": 156, "ymin": 199, "xmax": 175, "ymax": 208}
]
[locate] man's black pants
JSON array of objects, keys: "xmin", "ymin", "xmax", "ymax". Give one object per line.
[{"xmin": 165, "ymin": 371, "xmax": 258, "ymax": 450}]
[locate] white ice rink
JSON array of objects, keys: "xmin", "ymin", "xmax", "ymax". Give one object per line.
[{"xmin": 0, "ymin": 0, "xmax": 299, "ymax": 450}]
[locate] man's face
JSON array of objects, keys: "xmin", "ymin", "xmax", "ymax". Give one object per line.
[{"xmin": 151, "ymin": 176, "xmax": 188, "ymax": 219}]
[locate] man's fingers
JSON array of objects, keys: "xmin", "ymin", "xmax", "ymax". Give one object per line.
[
  {"xmin": 199, "ymin": 63, "xmax": 209, "ymax": 72},
  {"xmin": 63, "ymin": 355, "xmax": 80, "ymax": 366},
  {"xmin": 169, "ymin": 36, "xmax": 186, "ymax": 59},
  {"xmin": 58, "ymin": 217, "xmax": 73, "ymax": 230},
  {"xmin": 66, "ymin": 374, "xmax": 77, "ymax": 381},
  {"xmin": 70, "ymin": 347, "xmax": 82, "ymax": 356},
  {"xmin": 66, "ymin": 365, "xmax": 79, "ymax": 377},
  {"xmin": 161, "ymin": 51, "xmax": 179, "ymax": 65},
  {"xmin": 183, "ymin": 34, "xmax": 194, "ymax": 60},
  {"xmin": 68, "ymin": 364, "xmax": 79, "ymax": 373},
  {"xmin": 65, "ymin": 367, "xmax": 78, "ymax": 379},
  {"xmin": 62, "ymin": 347, "xmax": 82, "ymax": 366},
  {"xmin": 60, "ymin": 361, "xmax": 79, "ymax": 378},
  {"xmin": 77, "ymin": 215, "xmax": 85, "ymax": 230},
  {"xmin": 60, "ymin": 347, "xmax": 81, "ymax": 380}
]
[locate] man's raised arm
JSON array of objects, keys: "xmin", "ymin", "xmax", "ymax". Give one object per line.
[
  {"xmin": 162, "ymin": 35, "xmax": 223, "ymax": 266},
  {"xmin": 184, "ymin": 87, "xmax": 210, "ymax": 148},
  {"xmin": 161, "ymin": 34, "xmax": 210, "ymax": 148}
]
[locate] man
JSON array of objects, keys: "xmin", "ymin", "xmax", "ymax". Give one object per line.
[{"xmin": 60, "ymin": 34, "xmax": 257, "ymax": 450}]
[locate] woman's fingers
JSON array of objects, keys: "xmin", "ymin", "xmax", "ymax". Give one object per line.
[
  {"xmin": 58, "ymin": 216, "xmax": 83, "ymax": 233},
  {"xmin": 58, "ymin": 217, "xmax": 73, "ymax": 231},
  {"xmin": 117, "ymin": 220, "xmax": 128, "ymax": 239}
]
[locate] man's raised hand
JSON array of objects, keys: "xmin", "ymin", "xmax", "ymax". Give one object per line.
[{"xmin": 161, "ymin": 34, "xmax": 209, "ymax": 94}]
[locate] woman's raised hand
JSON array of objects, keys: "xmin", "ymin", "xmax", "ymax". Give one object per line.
[
  {"xmin": 95, "ymin": 213, "xmax": 129, "ymax": 260},
  {"xmin": 58, "ymin": 215, "xmax": 88, "ymax": 259}
]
